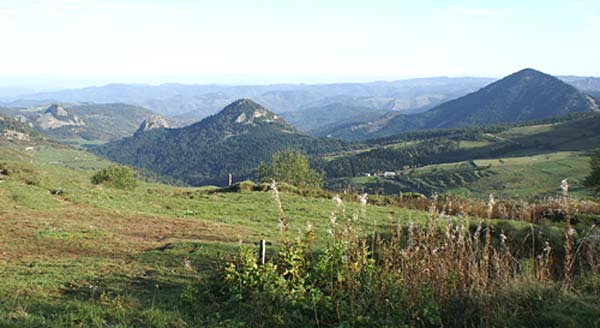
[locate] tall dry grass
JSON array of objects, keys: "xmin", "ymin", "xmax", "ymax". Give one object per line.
[
  {"xmin": 366, "ymin": 192, "xmax": 600, "ymax": 223},
  {"xmin": 205, "ymin": 181, "xmax": 600, "ymax": 327}
]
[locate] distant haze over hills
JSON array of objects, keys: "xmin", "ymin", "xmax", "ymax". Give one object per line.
[
  {"xmin": 0, "ymin": 77, "xmax": 495, "ymax": 120},
  {"xmin": 1, "ymin": 70, "xmax": 598, "ymax": 140}
]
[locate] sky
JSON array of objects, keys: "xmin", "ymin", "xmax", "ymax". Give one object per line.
[{"xmin": 0, "ymin": 0, "xmax": 599, "ymax": 88}]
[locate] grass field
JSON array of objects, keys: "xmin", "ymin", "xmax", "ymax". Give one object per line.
[
  {"xmin": 0, "ymin": 142, "xmax": 433, "ymax": 326},
  {"xmin": 0, "ymin": 129, "xmax": 599, "ymax": 326},
  {"xmin": 340, "ymin": 151, "xmax": 592, "ymax": 199}
]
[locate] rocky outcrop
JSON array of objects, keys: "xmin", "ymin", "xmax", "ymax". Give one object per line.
[
  {"xmin": 134, "ymin": 115, "xmax": 169, "ymax": 135},
  {"xmin": 36, "ymin": 104, "xmax": 86, "ymax": 130}
]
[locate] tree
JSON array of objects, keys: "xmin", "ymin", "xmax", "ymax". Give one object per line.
[
  {"xmin": 257, "ymin": 150, "xmax": 323, "ymax": 188},
  {"xmin": 257, "ymin": 161, "xmax": 271, "ymax": 183},
  {"xmin": 584, "ymin": 149, "xmax": 600, "ymax": 193}
]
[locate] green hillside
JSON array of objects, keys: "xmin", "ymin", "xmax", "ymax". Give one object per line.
[
  {"xmin": 333, "ymin": 152, "xmax": 591, "ymax": 198},
  {"xmin": 324, "ymin": 113, "xmax": 600, "ymax": 198}
]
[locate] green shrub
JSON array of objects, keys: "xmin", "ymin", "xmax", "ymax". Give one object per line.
[
  {"xmin": 584, "ymin": 148, "xmax": 600, "ymax": 193},
  {"xmin": 90, "ymin": 165, "xmax": 138, "ymax": 190},
  {"xmin": 0, "ymin": 162, "xmax": 9, "ymax": 176},
  {"xmin": 221, "ymin": 180, "xmax": 258, "ymax": 192}
]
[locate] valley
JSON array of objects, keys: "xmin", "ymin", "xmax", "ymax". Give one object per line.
[{"xmin": 1, "ymin": 67, "xmax": 600, "ymax": 327}]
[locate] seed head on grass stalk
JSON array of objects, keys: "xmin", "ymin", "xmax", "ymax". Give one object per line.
[
  {"xmin": 271, "ymin": 180, "xmax": 288, "ymax": 246},
  {"xmin": 561, "ymin": 178, "xmax": 573, "ymax": 284}
]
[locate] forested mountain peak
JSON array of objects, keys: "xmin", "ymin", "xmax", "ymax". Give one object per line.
[
  {"xmin": 93, "ymin": 100, "xmax": 346, "ymax": 185},
  {"xmin": 214, "ymin": 98, "xmax": 291, "ymax": 127},
  {"xmin": 184, "ymin": 99, "xmax": 297, "ymax": 137},
  {"xmin": 480, "ymin": 68, "xmax": 574, "ymax": 95},
  {"xmin": 425, "ymin": 67, "xmax": 596, "ymax": 125},
  {"xmin": 325, "ymin": 68, "xmax": 597, "ymax": 140}
]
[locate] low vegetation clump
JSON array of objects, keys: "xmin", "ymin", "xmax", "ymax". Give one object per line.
[
  {"xmin": 184, "ymin": 184, "xmax": 600, "ymax": 327},
  {"xmin": 0, "ymin": 162, "xmax": 10, "ymax": 176},
  {"xmin": 90, "ymin": 164, "xmax": 138, "ymax": 190}
]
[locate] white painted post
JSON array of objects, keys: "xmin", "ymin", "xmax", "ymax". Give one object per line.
[{"xmin": 258, "ymin": 239, "xmax": 266, "ymax": 265}]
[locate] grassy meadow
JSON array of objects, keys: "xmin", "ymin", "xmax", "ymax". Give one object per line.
[
  {"xmin": 0, "ymin": 142, "xmax": 429, "ymax": 326},
  {"xmin": 343, "ymin": 151, "xmax": 592, "ymax": 199},
  {"xmin": 0, "ymin": 140, "xmax": 599, "ymax": 327}
]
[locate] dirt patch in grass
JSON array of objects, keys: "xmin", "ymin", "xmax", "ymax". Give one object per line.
[{"xmin": 0, "ymin": 204, "xmax": 249, "ymax": 261}]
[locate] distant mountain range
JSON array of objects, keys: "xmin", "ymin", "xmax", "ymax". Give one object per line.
[
  {"xmin": 559, "ymin": 76, "xmax": 600, "ymax": 92},
  {"xmin": 92, "ymin": 99, "xmax": 348, "ymax": 185},
  {"xmin": 321, "ymin": 69, "xmax": 599, "ymax": 140},
  {"xmin": 280, "ymin": 104, "xmax": 390, "ymax": 133},
  {"xmin": 1, "ymin": 67, "xmax": 598, "ymax": 150},
  {"xmin": 2, "ymin": 74, "xmax": 598, "ymax": 136},
  {"xmin": 0, "ymin": 77, "xmax": 495, "ymax": 123}
]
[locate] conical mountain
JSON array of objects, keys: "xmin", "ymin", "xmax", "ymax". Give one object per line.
[
  {"xmin": 329, "ymin": 68, "xmax": 598, "ymax": 140},
  {"xmin": 212, "ymin": 98, "xmax": 291, "ymax": 128},
  {"xmin": 423, "ymin": 68, "xmax": 597, "ymax": 127},
  {"xmin": 93, "ymin": 99, "xmax": 345, "ymax": 185},
  {"xmin": 183, "ymin": 99, "xmax": 296, "ymax": 140}
]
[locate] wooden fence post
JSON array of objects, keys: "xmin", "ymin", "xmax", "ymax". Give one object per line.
[{"xmin": 258, "ymin": 239, "xmax": 266, "ymax": 265}]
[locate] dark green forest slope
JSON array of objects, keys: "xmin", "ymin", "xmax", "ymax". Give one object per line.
[{"xmin": 93, "ymin": 99, "xmax": 348, "ymax": 185}]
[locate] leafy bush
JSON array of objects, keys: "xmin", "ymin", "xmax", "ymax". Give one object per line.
[
  {"xmin": 584, "ymin": 149, "xmax": 600, "ymax": 193},
  {"xmin": 90, "ymin": 165, "xmax": 138, "ymax": 190}
]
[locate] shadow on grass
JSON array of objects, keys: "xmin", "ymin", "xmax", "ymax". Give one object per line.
[{"xmin": 0, "ymin": 241, "xmax": 242, "ymax": 328}]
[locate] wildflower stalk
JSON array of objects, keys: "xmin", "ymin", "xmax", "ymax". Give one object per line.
[{"xmin": 271, "ymin": 180, "xmax": 289, "ymax": 247}]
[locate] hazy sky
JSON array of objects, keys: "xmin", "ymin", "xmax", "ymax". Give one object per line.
[{"xmin": 0, "ymin": 0, "xmax": 599, "ymax": 87}]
